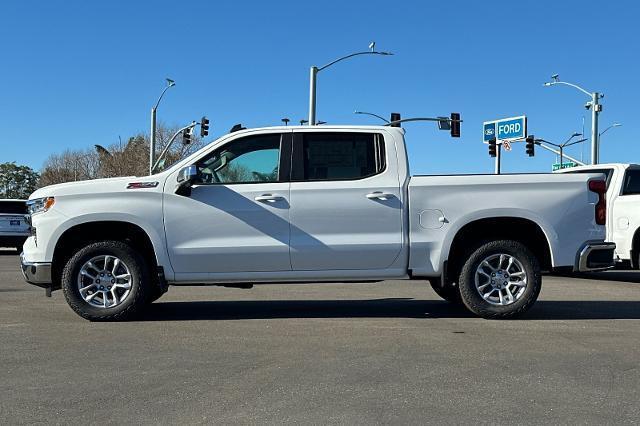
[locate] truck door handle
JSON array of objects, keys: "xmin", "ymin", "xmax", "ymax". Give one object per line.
[
  {"xmin": 366, "ymin": 191, "xmax": 394, "ymax": 200},
  {"xmin": 254, "ymin": 194, "xmax": 284, "ymax": 203}
]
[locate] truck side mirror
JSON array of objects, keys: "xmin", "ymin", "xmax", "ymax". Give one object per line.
[
  {"xmin": 176, "ymin": 165, "xmax": 198, "ymax": 196},
  {"xmin": 177, "ymin": 165, "xmax": 198, "ymax": 184}
]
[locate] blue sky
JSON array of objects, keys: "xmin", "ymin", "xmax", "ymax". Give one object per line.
[{"xmin": 1, "ymin": 0, "xmax": 638, "ymax": 175}]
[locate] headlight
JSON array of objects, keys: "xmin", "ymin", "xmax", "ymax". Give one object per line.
[{"xmin": 27, "ymin": 197, "xmax": 55, "ymax": 215}]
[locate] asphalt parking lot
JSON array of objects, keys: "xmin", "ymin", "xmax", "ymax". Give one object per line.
[{"xmin": 1, "ymin": 250, "xmax": 639, "ymax": 425}]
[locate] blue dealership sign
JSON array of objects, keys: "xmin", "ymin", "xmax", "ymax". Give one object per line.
[
  {"xmin": 483, "ymin": 122, "xmax": 496, "ymax": 142},
  {"xmin": 483, "ymin": 116, "xmax": 527, "ymax": 142}
]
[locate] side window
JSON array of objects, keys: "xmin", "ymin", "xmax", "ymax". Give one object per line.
[
  {"xmin": 296, "ymin": 132, "xmax": 385, "ymax": 181},
  {"xmin": 622, "ymin": 169, "xmax": 640, "ymax": 195},
  {"xmin": 195, "ymin": 134, "xmax": 282, "ymax": 184}
]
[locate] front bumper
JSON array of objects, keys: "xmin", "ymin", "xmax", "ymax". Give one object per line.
[
  {"xmin": 576, "ymin": 242, "xmax": 616, "ymax": 272},
  {"xmin": 20, "ymin": 252, "xmax": 53, "ymax": 288}
]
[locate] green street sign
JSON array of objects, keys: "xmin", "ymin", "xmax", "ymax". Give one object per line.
[{"xmin": 552, "ymin": 162, "xmax": 578, "ymax": 171}]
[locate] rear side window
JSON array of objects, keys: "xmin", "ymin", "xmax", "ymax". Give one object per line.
[
  {"xmin": 0, "ymin": 201, "xmax": 27, "ymax": 214},
  {"xmin": 622, "ymin": 169, "xmax": 640, "ymax": 195},
  {"xmin": 295, "ymin": 133, "xmax": 385, "ymax": 181}
]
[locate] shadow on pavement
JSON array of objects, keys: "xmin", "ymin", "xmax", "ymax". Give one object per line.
[
  {"xmin": 550, "ymin": 269, "xmax": 640, "ymax": 283},
  {"xmin": 138, "ymin": 298, "xmax": 640, "ymax": 322},
  {"xmin": 0, "ymin": 250, "xmax": 19, "ymax": 256}
]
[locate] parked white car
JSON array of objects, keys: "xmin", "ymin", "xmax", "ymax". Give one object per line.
[
  {"xmin": 21, "ymin": 125, "xmax": 614, "ymax": 321},
  {"xmin": 558, "ymin": 163, "xmax": 640, "ymax": 267},
  {"xmin": 0, "ymin": 199, "xmax": 30, "ymax": 251}
]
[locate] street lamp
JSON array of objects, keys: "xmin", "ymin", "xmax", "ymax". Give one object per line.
[
  {"xmin": 538, "ymin": 132, "xmax": 588, "ymax": 167},
  {"xmin": 308, "ymin": 43, "xmax": 392, "ymax": 125},
  {"xmin": 543, "ymin": 74, "xmax": 603, "ymax": 165},
  {"xmin": 600, "ymin": 122, "xmax": 622, "ymax": 138},
  {"xmin": 353, "ymin": 110, "xmax": 390, "ymax": 124},
  {"xmin": 150, "ymin": 78, "xmax": 176, "ymax": 174}
]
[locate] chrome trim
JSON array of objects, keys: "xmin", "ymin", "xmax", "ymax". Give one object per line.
[
  {"xmin": 20, "ymin": 252, "xmax": 52, "ymax": 285},
  {"xmin": 577, "ymin": 242, "xmax": 616, "ymax": 272}
]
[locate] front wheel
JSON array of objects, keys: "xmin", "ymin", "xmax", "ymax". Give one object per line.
[
  {"xmin": 458, "ymin": 240, "xmax": 541, "ymax": 319},
  {"xmin": 61, "ymin": 241, "xmax": 149, "ymax": 321}
]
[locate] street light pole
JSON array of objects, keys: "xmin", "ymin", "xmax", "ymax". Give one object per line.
[
  {"xmin": 353, "ymin": 110, "xmax": 390, "ymax": 123},
  {"xmin": 150, "ymin": 78, "xmax": 175, "ymax": 175},
  {"xmin": 543, "ymin": 75, "xmax": 603, "ymax": 165},
  {"xmin": 599, "ymin": 122, "xmax": 622, "ymax": 138},
  {"xmin": 308, "ymin": 66, "xmax": 318, "ymax": 126},
  {"xmin": 308, "ymin": 43, "xmax": 392, "ymax": 125},
  {"xmin": 591, "ymin": 92, "xmax": 600, "ymax": 164}
]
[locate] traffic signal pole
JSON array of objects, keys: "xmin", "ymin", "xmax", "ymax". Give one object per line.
[{"xmin": 495, "ymin": 143, "xmax": 501, "ymax": 174}]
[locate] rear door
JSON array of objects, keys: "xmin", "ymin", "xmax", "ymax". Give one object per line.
[{"xmin": 288, "ymin": 131, "xmax": 403, "ymax": 271}]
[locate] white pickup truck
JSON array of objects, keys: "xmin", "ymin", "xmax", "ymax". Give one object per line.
[
  {"xmin": 21, "ymin": 125, "xmax": 615, "ymax": 321},
  {"xmin": 558, "ymin": 163, "xmax": 640, "ymax": 267}
]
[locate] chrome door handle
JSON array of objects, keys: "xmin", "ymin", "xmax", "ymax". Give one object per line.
[
  {"xmin": 254, "ymin": 194, "xmax": 284, "ymax": 203},
  {"xmin": 366, "ymin": 191, "xmax": 394, "ymax": 200}
]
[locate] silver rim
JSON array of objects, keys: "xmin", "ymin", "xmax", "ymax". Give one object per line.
[
  {"xmin": 474, "ymin": 253, "xmax": 527, "ymax": 306},
  {"xmin": 77, "ymin": 255, "xmax": 132, "ymax": 308}
]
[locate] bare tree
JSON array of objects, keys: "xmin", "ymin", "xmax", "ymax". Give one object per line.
[{"xmin": 39, "ymin": 123, "xmax": 207, "ymax": 187}]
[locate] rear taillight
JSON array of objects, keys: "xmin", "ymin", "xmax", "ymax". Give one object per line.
[{"xmin": 588, "ymin": 180, "xmax": 607, "ymax": 225}]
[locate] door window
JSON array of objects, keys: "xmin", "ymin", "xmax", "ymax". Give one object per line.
[
  {"xmin": 293, "ymin": 133, "xmax": 385, "ymax": 181},
  {"xmin": 622, "ymin": 169, "xmax": 640, "ymax": 195},
  {"xmin": 195, "ymin": 134, "xmax": 282, "ymax": 184}
]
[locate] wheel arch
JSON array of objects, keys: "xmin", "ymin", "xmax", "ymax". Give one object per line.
[
  {"xmin": 631, "ymin": 227, "xmax": 640, "ymax": 268},
  {"xmin": 443, "ymin": 216, "xmax": 553, "ymax": 282},
  {"xmin": 51, "ymin": 220, "xmax": 164, "ymax": 289}
]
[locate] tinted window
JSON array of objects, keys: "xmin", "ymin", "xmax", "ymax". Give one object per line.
[
  {"xmin": 622, "ymin": 169, "xmax": 640, "ymax": 195},
  {"xmin": 565, "ymin": 168, "xmax": 614, "ymax": 189},
  {"xmin": 300, "ymin": 133, "xmax": 384, "ymax": 181},
  {"xmin": 0, "ymin": 201, "xmax": 27, "ymax": 214},
  {"xmin": 196, "ymin": 134, "xmax": 281, "ymax": 184}
]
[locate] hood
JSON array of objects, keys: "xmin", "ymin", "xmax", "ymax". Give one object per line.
[{"xmin": 29, "ymin": 176, "xmax": 160, "ymax": 199}]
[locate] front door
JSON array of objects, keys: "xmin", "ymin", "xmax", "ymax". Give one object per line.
[
  {"xmin": 164, "ymin": 132, "xmax": 292, "ymax": 278},
  {"xmin": 288, "ymin": 131, "xmax": 403, "ymax": 271}
]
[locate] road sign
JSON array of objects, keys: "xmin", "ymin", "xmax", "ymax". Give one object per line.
[
  {"xmin": 483, "ymin": 116, "xmax": 527, "ymax": 142},
  {"xmin": 552, "ymin": 162, "xmax": 578, "ymax": 171},
  {"xmin": 503, "ymin": 140, "xmax": 512, "ymax": 151}
]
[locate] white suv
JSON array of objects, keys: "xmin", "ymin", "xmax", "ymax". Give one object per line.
[{"xmin": 0, "ymin": 199, "xmax": 30, "ymax": 251}]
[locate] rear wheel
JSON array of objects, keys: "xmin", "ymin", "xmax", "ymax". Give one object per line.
[
  {"xmin": 458, "ymin": 240, "xmax": 541, "ymax": 319},
  {"xmin": 61, "ymin": 241, "xmax": 149, "ymax": 321}
]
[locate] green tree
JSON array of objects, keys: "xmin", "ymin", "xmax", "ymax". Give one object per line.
[{"xmin": 0, "ymin": 162, "xmax": 40, "ymax": 199}]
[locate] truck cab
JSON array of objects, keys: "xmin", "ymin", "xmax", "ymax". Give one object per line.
[{"xmin": 559, "ymin": 163, "xmax": 640, "ymax": 267}]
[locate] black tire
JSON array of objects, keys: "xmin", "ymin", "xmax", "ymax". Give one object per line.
[
  {"xmin": 61, "ymin": 241, "xmax": 149, "ymax": 321},
  {"xmin": 429, "ymin": 279, "xmax": 461, "ymax": 304},
  {"xmin": 458, "ymin": 240, "xmax": 541, "ymax": 319}
]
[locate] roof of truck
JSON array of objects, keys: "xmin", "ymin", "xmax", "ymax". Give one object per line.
[{"xmin": 226, "ymin": 124, "xmax": 405, "ymax": 133}]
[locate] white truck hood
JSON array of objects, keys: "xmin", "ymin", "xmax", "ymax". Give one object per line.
[{"xmin": 29, "ymin": 176, "xmax": 150, "ymax": 199}]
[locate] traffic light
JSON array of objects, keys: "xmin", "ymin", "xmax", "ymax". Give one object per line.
[
  {"xmin": 182, "ymin": 128, "xmax": 192, "ymax": 145},
  {"xmin": 525, "ymin": 135, "xmax": 535, "ymax": 157},
  {"xmin": 200, "ymin": 116, "xmax": 210, "ymax": 137},
  {"xmin": 450, "ymin": 112, "xmax": 461, "ymax": 138},
  {"xmin": 390, "ymin": 112, "xmax": 401, "ymax": 127},
  {"xmin": 488, "ymin": 137, "xmax": 497, "ymax": 157}
]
